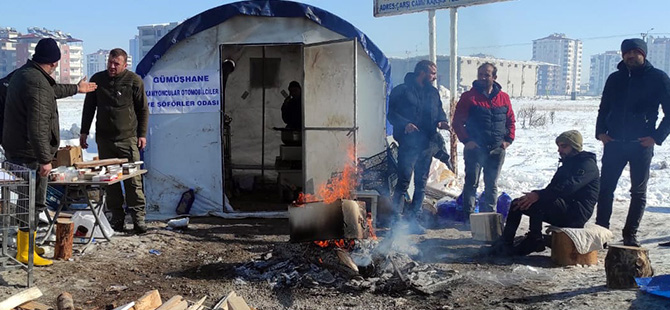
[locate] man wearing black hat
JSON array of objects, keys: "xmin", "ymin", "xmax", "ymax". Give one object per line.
[
  {"xmin": 495, "ymin": 130, "xmax": 600, "ymax": 256},
  {"xmin": 595, "ymin": 38, "xmax": 670, "ymax": 246},
  {"xmin": 3, "ymin": 38, "xmax": 97, "ymax": 266}
]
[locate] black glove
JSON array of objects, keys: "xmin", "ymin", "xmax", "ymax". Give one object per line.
[{"xmin": 434, "ymin": 150, "xmax": 455, "ymax": 173}]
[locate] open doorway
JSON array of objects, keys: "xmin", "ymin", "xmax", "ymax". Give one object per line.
[{"xmin": 221, "ymin": 44, "xmax": 304, "ymax": 211}]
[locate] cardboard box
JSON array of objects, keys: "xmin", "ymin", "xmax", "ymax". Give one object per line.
[{"xmin": 54, "ymin": 146, "xmax": 83, "ymax": 167}]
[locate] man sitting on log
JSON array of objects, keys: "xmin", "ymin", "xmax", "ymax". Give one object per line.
[{"xmin": 494, "ymin": 130, "xmax": 600, "ymax": 255}]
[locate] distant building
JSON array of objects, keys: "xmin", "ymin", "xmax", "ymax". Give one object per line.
[
  {"xmin": 532, "ymin": 33, "xmax": 582, "ymax": 96},
  {"xmin": 129, "ymin": 35, "xmax": 140, "ymax": 71},
  {"xmin": 0, "ymin": 27, "xmax": 19, "ymax": 78},
  {"xmin": 589, "ymin": 50, "xmax": 621, "ymax": 96},
  {"xmin": 536, "ymin": 63, "xmax": 561, "ymax": 97},
  {"xmin": 138, "ymin": 22, "xmax": 179, "ymax": 59},
  {"xmin": 86, "ymin": 49, "xmax": 133, "ymax": 77},
  {"xmin": 648, "ymin": 37, "xmax": 670, "ymax": 75},
  {"xmin": 0, "ymin": 27, "xmax": 84, "ymax": 83},
  {"xmin": 389, "ymin": 54, "xmax": 540, "ymax": 98}
]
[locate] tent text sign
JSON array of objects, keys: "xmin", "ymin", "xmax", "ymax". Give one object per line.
[
  {"xmin": 373, "ymin": 0, "xmax": 512, "ymax": 17},
  {"xmin": 144, "ymin": 70, "xmax": 221, "ymax": 114}
]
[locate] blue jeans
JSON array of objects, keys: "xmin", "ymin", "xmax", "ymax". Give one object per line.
[
  {"xmin": 392, "ymin": 136, "xmax": 432, "ymax": 218},
  {"xmin": 596, "ymin": 141, "xmax": 653, "ymax": 235},
  {"xmin": 462, "ymin": 146, "xmax": 506, "ymax": 216}
]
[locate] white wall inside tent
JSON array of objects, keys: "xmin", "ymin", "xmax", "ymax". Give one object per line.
[{"xmin": 143, "ymin": 15, "xmax": 387, "ymax": 219}]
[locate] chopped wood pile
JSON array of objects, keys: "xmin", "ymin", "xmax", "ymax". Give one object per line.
[{"xmin": 2, "ymin": 287, "xmax": 256, "ymax": 310}]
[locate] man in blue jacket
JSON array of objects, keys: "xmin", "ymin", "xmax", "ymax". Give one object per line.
[
  {"xmin": 388, "ymin": 60, "xmax": 449, "ymax": 233},
  {"xmin": 595, "ymin": 38, "xmax": 670, "ymax": 246}
]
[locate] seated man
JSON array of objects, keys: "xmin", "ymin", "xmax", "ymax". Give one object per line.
[{"xmin": 498, "ymin": 130, "xmax": 600, "ymax": 255}]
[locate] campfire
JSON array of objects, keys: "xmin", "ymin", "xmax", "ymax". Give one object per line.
[{"xmin": 289, "ymin": 147, "xmax": 373, "ymax": 243}]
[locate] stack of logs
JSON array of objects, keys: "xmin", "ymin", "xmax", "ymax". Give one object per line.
[{"xmin": 1, "ymin": 287, "xmax": 256, "ymax": 310}]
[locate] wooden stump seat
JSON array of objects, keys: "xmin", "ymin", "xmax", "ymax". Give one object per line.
[{"xmin": 550, "ymin": 231, "xmax": 598, "ymax": 266}]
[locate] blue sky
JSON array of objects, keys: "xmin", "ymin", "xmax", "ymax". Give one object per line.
[{"xmin": 3, "ymin": 0, "xmax": 669, "ymax": 78}]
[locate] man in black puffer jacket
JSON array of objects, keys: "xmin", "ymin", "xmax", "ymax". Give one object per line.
[
  {"xmin": 498, "ymin": 130, "xmax": 600, "ymax": 256},
  {"xmin": 595, "ymin": 38, "xmax": 670, "ymax": 246},
  {"xmin": 388, "ymin": 60, "xmax": 449, "ymax": 233}
]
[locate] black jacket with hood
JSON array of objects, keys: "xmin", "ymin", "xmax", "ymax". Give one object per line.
[
  {"xmin": 596, "ymin": 60, "xmax": 670, "ymax": 144},
  {"xmin": 534, "ymin": 151, "xmax": 600, "ymax": 226}
]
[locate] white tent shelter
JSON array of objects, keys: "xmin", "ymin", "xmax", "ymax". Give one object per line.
[{"xmin": 136, "ymin": 0, "xmax": 392, "ymax": 220}]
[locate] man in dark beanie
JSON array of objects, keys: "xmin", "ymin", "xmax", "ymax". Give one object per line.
[
  {"xmin": 595, "ymin": 38, "xmax": 670, "ymax": 246},
  {"xmin": 493, "ymin": 130, "xmax": 600, "ymax": 256},
  {"xmin": 3, "ymin": 37, "xmax": 97, "ymax": 266}
]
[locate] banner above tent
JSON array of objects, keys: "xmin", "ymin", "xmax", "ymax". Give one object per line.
[{"xmin": 144, "ymin": 70, "xmax": 221, "ymax": 114}]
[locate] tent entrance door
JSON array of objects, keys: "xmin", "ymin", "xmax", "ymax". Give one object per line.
[{"xmin": 302, "ymin": 39, "xmax": 358, "ymax": 194}]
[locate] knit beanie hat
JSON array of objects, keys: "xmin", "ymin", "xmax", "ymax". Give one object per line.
[
  {"xmin": 621, "ymin": 38, "xmax": 647, "ymax": 58},
  {"xmin": 556, "ymin": 130, "xmax": 583, "ymax": 152},
  {"xmin": 32, "ymin": 38, "xmax": 61, "ymax": 64}
]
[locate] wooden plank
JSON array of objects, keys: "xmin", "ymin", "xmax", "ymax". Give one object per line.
[
  {"xmin": 155, "ymin": 296, "xmax": 187, "ymax": 310},
  {"xmin": 226, "ymin": 294, "xmax": 251, "ymax": 310},
  {"xmin": 74, "ymin": 158, "xmax": 128, "ymax": 169},
  {"xmin": 131, "ymin": 290, "xmax": 162, "ymax": 310},
  {"xmin": 186, "ymin": 297, "xmax": 206, "ymax": 310},
  {"xmin": 0, "ymin": 287, "xmax": 43, "ymax": 310},
  {"xmin": 214, "ymin": 291, "xmax": 236, "ymax": 310},
  {"xmin": 16, "ymin": 301, "xmax": 51, "ymax": 310}
]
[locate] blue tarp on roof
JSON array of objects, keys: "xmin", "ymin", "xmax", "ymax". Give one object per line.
[{"xmin": 135, "ymin": 0, "xmax": 391, "ymax": 94}]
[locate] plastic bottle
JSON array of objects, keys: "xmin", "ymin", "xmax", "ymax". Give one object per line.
[
  {"xmin": 497, "ymin": 192, "xmax": 512, "ymax": 220},
  {"xmin": 175, "ymin": 189, "xmax": 195, "ymax": 215}
]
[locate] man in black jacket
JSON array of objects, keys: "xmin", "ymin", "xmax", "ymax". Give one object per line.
[
  {"xmin": 3, "ymin": 38, "xmax": 96, "ymax": 265},
  {"xmin": 388, "ymin": 60, "xmax": 449, "ymax": 233},
  {"xmin": 498, "ymin": 130, "xmax": 600, "ymax": 256},
  {"xmin": 595, "ymin": 38, "xmax": 670, "ymax": 246},
  {"xmin": 0, "ymin": 70, "xmax": 16, "ymax": 147}
]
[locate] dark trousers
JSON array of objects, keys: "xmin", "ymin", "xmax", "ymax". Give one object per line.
[
  {"xmin": 392, "ymin": 138, "xmax": 432, "ymax": 217},
  {"xmin": 97, "ymin": 137, "xmax": 146, "ymax": 223},
  {"xmin": 596, "ymin": 141, "xmax": 653, "ymax": 235},
  {"xmin": 7, "ymin": 159, "xmax": 47, "ymax": 228},
  {"xmin": 502, "ymin": 198, "xmax": 585, "ymax": 244},
  {"xmin": 462, "ymin": 146, "xmax": 506, "ymax": 215}
]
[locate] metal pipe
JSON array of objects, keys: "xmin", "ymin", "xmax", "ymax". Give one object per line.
[{"xmin": 449, "ymin": 7, "xmax": 459, "ymax": 174}]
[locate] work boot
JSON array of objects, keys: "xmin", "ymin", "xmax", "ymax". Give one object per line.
[
  {"xmin": 513, "ymin": 233, "xmax": 546, "ymax": 256},
  {"xmin": 133, "ymin": 220, "xmax": 148, "ymax": 234},
  {"xmin": 131, "ymin": 212, "xmax": 148, "ymax": 234},
  {"xmin": 16, "ymin": 230, "xmax": 53, "ymax": 266},
  {"xmin": 623, "ymin": 233, "xmax": 641, "ymax": 247},
  {"xmin": 110, "ymin": 220, "xmax": 126, "ymax": 232},
  {"xmin": 489, "ymin": 239, "xmax": 514, "ymax": 256}
]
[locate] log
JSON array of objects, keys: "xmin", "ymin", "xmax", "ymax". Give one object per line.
[
  {"xmin": 54, "ymin": 219, "xmax": 75, "ymax": 261},
  {"xmin": 0, "ymin": 287, "xmax": 43, "ymax": 310},
  {"xmin": 550, "ymin": 231, "xmax": 598, "ymax": 266},
  {"xmin": 74, "ymin": 158, "xmax": 128, "ymax": 169},
  {"xmin": 57, "ymin": 292, "xmax": 74, "ymax": 310},
  {"xmin": 155, "ymin": 296, "xmax": 187, "ymax": 310},
  {"xmin": 131, "ymin": 290, "xmax": 162, "ymax": 310},
  {"xmin": 605, "ymin": 244, "xmax": 654, "ymax": 289}
]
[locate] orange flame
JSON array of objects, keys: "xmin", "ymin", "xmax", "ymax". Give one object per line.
[
  {"xmin": 295, "ymin": 147, "xmax": 358, "ymax": 205},
  {"xmin": 367, "ymin": 212, "xmax": 377, "ymax": 240},
  {"xmin": 313, "ymin": 239, "xmax": 355, "ymax": 250}
]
